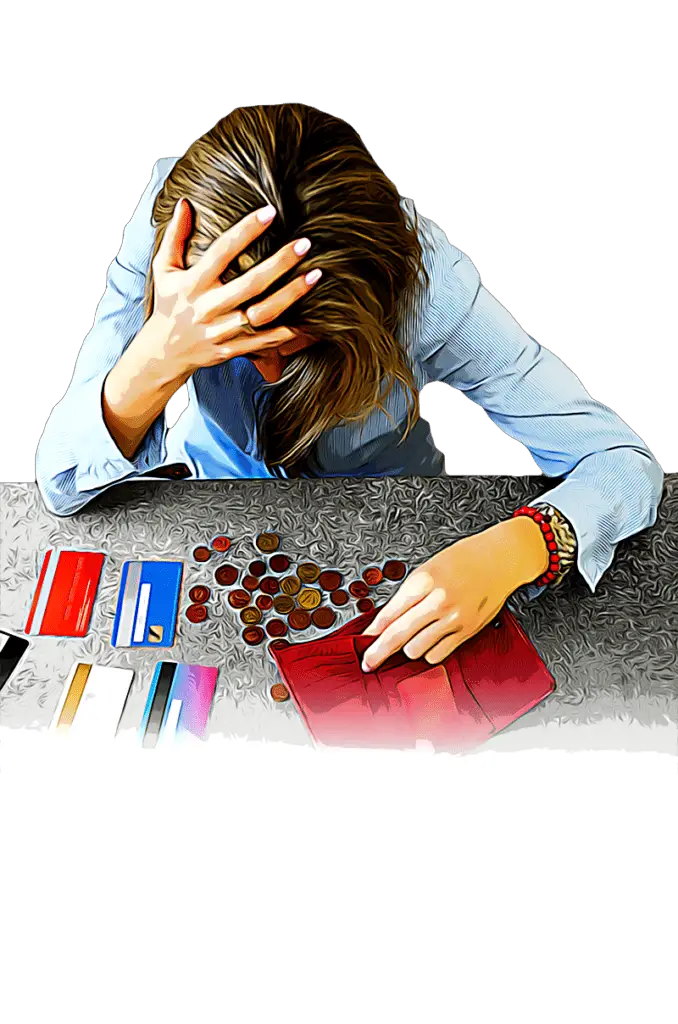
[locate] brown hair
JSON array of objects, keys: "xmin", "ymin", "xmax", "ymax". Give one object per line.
[{"xmin": 144, "ymin": 103, "xmax": 430, "ymax": 475}]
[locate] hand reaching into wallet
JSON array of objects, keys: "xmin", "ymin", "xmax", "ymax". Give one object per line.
[{"xmin": 360, "ymin": 516, "xmax": 551, "ymax": 671}]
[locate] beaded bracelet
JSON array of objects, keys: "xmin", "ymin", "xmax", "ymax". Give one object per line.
[{"xmin": 512, "ymin": 503, "xmax": 577, "ymax": 588}]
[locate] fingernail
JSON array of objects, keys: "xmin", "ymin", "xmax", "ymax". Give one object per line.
[
  {"xmin": 294, "ymin": 237, "xmax": 311, "ymax": 255},
  {"xmin": 256, "ymin": 205, "xmax": 277, "ymax": 223},
  {"xmin": 361, "ymin": 660, "xmax": 369, "ymax": 673},
  {"xmin": 305, "ymin": 269, "xmax": 322, "ymax": 285}
]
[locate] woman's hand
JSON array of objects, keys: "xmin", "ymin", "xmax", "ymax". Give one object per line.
[
  {"xmin": 359, "ymin": 517, "xmax": 550, "ymax": 671},
  {"xmin": 144, "ymin": 199, "xmax": 321, "ymax": 380}
]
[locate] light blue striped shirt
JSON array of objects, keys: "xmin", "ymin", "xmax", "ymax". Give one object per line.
[{"xmin": 35, "ymin": 157, "xmax": 664, "ymax": 600}]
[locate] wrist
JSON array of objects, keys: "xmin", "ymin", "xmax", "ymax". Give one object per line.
[
  {"xmin": 129, "ymin": 314, "xmax": 193, "ymax": 389},
  {"xmin": 487, "ymin": 517, "xmax": 550, "ymax": 588}
]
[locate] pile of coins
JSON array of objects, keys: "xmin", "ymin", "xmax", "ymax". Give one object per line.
[{"xmin": 185, "ymin": 529, "xmax": 408, "ymax": 659}]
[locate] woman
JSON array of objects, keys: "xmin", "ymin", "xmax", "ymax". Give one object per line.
[{"xmin": 36, "ymin": 103, "xmax": 664, "ymax": 673}]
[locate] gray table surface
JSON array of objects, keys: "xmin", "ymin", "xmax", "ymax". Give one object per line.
[{"xmin": 1, "ymin": 475, "xmax": 676, "ymax": 754}]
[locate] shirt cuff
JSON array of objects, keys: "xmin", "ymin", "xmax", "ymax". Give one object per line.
[{"xmin": 73, "ymin": 374, "xmax": 168, "ymax": 491}]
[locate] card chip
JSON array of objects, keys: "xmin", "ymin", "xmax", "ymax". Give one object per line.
[{"xmin": 148, "ymin": 625, "xmax": 164, "ymax": 643}]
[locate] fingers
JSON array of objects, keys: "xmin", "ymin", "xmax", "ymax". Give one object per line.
[
  {"xmin": 245, "ymin": 268, "xmax": 323, "ymax": 327},
  {"xmin": 212, "ymin": 326, "xmax": 300, "ymax": 361},
  {"xmin": 362, "ymin": 571, "xmax": 434, "ymax": 639},
  {"xmin": 361, "ymin": 590, "xmax": 453, "ymax": 672},
  {"xmin": 191, "ymin": 205, "xmax": 278, "ymax": 291},
  {"xmin": 153, "ymin": 199, "xmax": 193, "ymax": 274},
  {"xmin": 205, "ymin": 238, "xmax": 317, "ymax": 320},
  {"xmin": 423, "ymin": 630, "xmax": 472, "ymax": 665}
]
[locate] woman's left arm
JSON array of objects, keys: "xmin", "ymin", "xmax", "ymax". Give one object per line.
[{"xmin": 360, "ymin": 213, "xmax": 664, "ymax": 669}]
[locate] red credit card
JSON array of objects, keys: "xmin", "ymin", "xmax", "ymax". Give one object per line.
[{"xmin": 25, "ymin": 549, "xmax": 105, "ymax": 637}]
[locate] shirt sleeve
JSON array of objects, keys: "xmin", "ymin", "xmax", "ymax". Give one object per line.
[
  {"xmin": 35, "ymin": 157, "xmax": 178, "ymax": 516},
  {"xmin": 413, "ymin": 214, "xmax": 665, "ymax": 599}
]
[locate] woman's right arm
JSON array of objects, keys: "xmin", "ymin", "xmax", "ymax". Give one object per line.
[{"xmin": 35, "ymin": 158, "xmax": 179, "ymax": 516}]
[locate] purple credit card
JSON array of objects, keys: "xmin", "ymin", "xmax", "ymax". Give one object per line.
[{"xmin": 140, "ymin": 662, "xmax": 218, "ymax": 748}]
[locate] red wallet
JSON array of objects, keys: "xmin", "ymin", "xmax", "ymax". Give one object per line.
[{"xmin": 271, "ymin": 605, "xmax": 555, "ymax": 752}]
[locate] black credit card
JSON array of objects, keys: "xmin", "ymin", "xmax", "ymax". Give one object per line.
[{"xmin": 0, "ymin": 630, "xmax": 30, "ymax": 692}]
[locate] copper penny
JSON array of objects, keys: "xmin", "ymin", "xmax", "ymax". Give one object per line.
[
  {"xmin": 240, "ymin": 606, "xmax": 263, "ymax": 625},
  {"xmin": 348, "ymin": 580, "xmax": 370, "ymax": 599},
  {"xmin": 280, "ymin": 575, "xmax": 301, "ymax": 596},
  {"xmin": 270, "ymin": 682, "xmax": 290, "ymax": 702},
  {"xmin": 242, "ymin": 626, "xmax": 265, "ymax": 646},
  {"xmin": 288, "ymin": 609, "xmax": 311, "ymax": 631},
  {"xmin": 269, "ymin": 554, "xmax": 290, "ymax": 573},
  {"xmin": 297, "ymin": 587, "xmax": 322, "ymax": 611},
  {"xmin": 357, "ymin": 598, "xmax": 374, "ymax": 614},
  {"xmin": 268, "ymin": 639, "xmax": 290, "ymax": 656},
  {"xmin": 242, "ymin": 574, "xmax": 260, "ymax": 592},
  {"xmin": 383, "ymin": 560, "xmax": 407, "ymax": 581},
  {"xmin": 248, "ymin": 559, "xmax": 267, "ymax": 577},
  {"xmin": 212, "ymin": 536, "xmax": 231, "ymax": 553},
  {"xmin": 188, "ymin": 585, "xmax": 210, "ymax": 604},
  {"xmin": 215, "ymin": 564, "xmax": 239, "ymax": 587},
  {"xmin": 256, "ymin": 533, "xmax": 280, "ymax": 553},
  {"xmin": 228, "ymin": 589, "xmax": 251, "ymax": 609},
  {"xmin": 297, "ymin": 561, "xmax": 321, "ymax": 584},
  {"xmin": 312, "ymin": 607, "xmax": 336, "ymax": 630},
  {"xmin": 266, "ymin": 618, "xmax": 288, "ymax": 638},
  {"xmin": 256, "ymin": 594, "xmax": 274, "ymax": 611},
  {"xmin": 260, "ymin": 576, "xmax": 280, "ymax": 595},
  {"xmin": 330, "ymin": 589, "xmax": 350, "ymax": 606},
  {"xmin": 362, "ymin": 566, "xmax": 383, "ymax": 587},
  {"xmin": 317, "ymin": 570, "xmax": 343, "ymax": 591},
  {"xmin": 186, "ymin": 603, "xmax": 208, "ymax": 623},
  {"xmin": 193, "ymin": 546, "xmax": 211, "ymax": 563},
  {"xmin": 273, "ymin": 594, "xmax": 295, "ymax": 615}
]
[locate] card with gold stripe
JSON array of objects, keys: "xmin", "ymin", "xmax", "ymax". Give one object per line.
[{"xmin": 51, "ymin": 663, "xmax": 134, "ymax": 737}]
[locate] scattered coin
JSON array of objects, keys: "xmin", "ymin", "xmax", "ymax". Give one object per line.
[
  {"xmin": 248, "ymin": 559, "xmax": 267, "ymax": 577},
  {"xmin": 193, "ymin": 546, "xmax": 211, "ymax": 563},
  {"xmin": 215, "ymin": 564, "xmax": 239, "ymax": 586},
  {"xmin": 273, "ymin": 594, "xmax": 295, "ymax": 615},
  {"xmin": 318, "ymin": 570, "xmax": 343, "ymax": 591},
  {"xmin": 270, "ymin": 682, "xmax": 290, "ymax": 702},
  {"xmin": 266, "ymin": 619, "xmax": 288, "ymax": 637},
  {"xmin": 383, "ymin": 560, "xmax": 407, "ymax": 581},
  {"xmin": 228, "ymin": 589, "xmax": 251, "ymax": 609},
  {"xmin": 297, "ymin": 562, "xmax": 321, "ymax": 584},
  {"xmin": 242, "ymin": 626, "xmax": 265, "ymax": 646},
  {"xmin": 312, "ymin": 607, "xmax": 336, "ymax": 630},
  {"xmin": 357, "ymin": 598, "xmax": 374, "ymax": 614},
  {"xmin": 256, "ymin": 533, "xmax": 280, "ymax": 553},
  {"xmin": 268, "ymin": 639, "xmax": 290, "ymax": 656},
  {"xmin": 188, "ymin": 585, "xmax": 210, "ymax": 604},
  {"xmin": 256, "ymin": 594, "xmax": 275, "ymax": 611},
  {"xmin": 242, "ymin": 574, "xmax": 260, "ymax": 592},
  {"xmin": 186, "ymin": 603, "xmax": 208, "ymax": 623},
  {"xmin": 212, "ymin": 536, "xmax": 231, "ymax": 553},
  {"xmin": 348, "ymin": 580, "xmax": 370, "ymax": 599},
  {"xmin": 288, "ymin": 609, "xmax": 312, "ymax": 631},
  {"xmin": 280, "ymin": 575, "xmax": 301, "ymax": 596},
  {"xmin": 269, "ymin": 554, "xmax": 290, "ymax": 573},
  {"xmin": 297, "ymin": 587, "xmax": 322, "ymax": 610},
  {"xmin": 330, "ymin": 589, "xmax": 350, "ymax": 606},
  {"xmin": 362, "ymin": 566, "xmax": 383, "ymax": 587},
  {"xmin": 260, "ymin": 576, "xmax": 281, "ymax": 596},
  {"xmin": 240, "ymin": 606, "xmax": 263, "ymax": 625}
]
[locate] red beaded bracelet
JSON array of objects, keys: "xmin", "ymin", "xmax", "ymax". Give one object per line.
[{"xmin": 512, "ymin": 505, "xmax": 561, "ymax": 587}]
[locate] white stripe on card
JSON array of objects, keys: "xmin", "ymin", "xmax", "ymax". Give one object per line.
[
  {"xmin": 30, "ymin": 549, "xmax": 60, "ymax": 636},
  {"xmin": 133, "ymin": 583, "xmax": 151, "ymax": 644},
  {"xmin": 159, "ymin": 699, "xmax": 183, "ymax": 746},
  {"xmin": 115, "ymin": 562, "xmax": 142, "ymax": 647}
]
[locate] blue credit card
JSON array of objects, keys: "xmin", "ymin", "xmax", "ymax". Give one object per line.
[{"xmin": 111, "ymin": 561, "xmax": 183, "ymax": 648}]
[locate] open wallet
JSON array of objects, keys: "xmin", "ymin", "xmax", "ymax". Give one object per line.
[{"xmin": 270, "ymin": 605, "xmax": 556, "ymax": 752}]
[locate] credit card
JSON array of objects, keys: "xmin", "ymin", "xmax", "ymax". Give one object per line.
[
  {"xmin": 51, "ymin": 663, "xmax": 134, "ymax": 737},
  {"xmin": 25, "ymin": 549, "xmax": 105, "ymax": 637},
  {"xmin": 0, "ymin": 630, "xmax": 30, "ymax": 692},
  {"xmin": 139, "ymin": 662, "xmax": 218, "ymax": 748},
  {"xmin": 111, "ymin": 561, "xmax": 183, "ymax": 648}
]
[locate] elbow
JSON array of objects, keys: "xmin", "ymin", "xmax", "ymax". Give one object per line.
[{"xmin": 35, "ymin": 458, "xmax": 90, "ymax": 518}]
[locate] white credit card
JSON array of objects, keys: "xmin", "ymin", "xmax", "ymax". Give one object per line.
[{"xmin": 51, "ymin": 663, "xmax": 134, "ymax": 739}]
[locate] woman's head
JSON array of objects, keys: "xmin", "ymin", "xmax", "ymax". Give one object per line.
[{"xmin": 145, "ymin": 103, "xmax": 430, "ymax": 474}]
